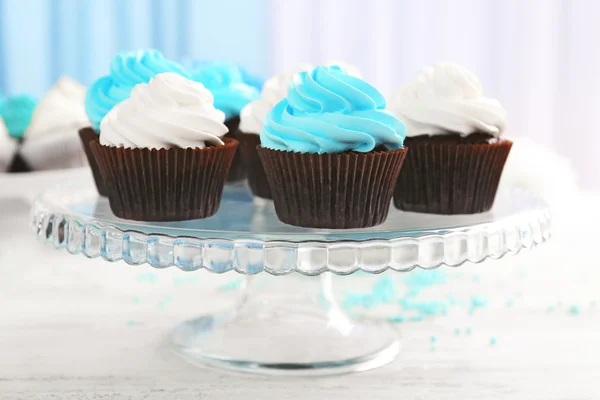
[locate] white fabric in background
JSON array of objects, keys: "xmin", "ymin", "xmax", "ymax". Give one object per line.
[{"xmin": 269, "ymin": 0, "xmax": 598, "ymax": 189}]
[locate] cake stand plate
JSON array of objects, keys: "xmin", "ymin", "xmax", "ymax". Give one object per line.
[{"xmin": 31, "ymin": 181, "xmax": 550, "ymax": 375}]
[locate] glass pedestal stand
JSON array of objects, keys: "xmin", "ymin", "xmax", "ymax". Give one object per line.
[
  {"xmin": 31, "ymin": 181, "xmax": 550, "ymax": 375},
  {"xmin": 172, "ymin": 273, "xmax": 399, "ymax": 375}
]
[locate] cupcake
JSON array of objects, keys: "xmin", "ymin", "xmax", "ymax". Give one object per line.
[
  {"xmin": 191, "ymin": 62, "xmax": 260, "ymax": 181},
  {"xmin": 0, "ymin": 119, "xmax": 17, "ymax": 172},
  {"xmin": 389, "ymin": 62, "xmax": 512, "ymax": 214},
  {"xmin": 257, "ymin": 65, "xmax": 408, "ymax": 229},
  {"xmin": 82, "ymin": 49, "xmax": 190, "ymax": 195},
  {"xmin": 1, "ymin": 94, "xmax": 38, "ymax": 172},
  {"xmin": 90, "ymin": 72, "xmax": 238, "ymax": 222},
  {"xmin": 18, "ymin": 77, "xmax": 90, "ymax": 171},
  {"xmin": 238, "ymin": 64, "xmax": 311, "ymax": 199}
]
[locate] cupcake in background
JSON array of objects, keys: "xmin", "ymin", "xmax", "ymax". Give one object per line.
[
  {"xmin": 238, "ymin": 64, "xmax": 312, "ymax": 199},
  {"xmin": 258, "ymin": 65, "xmax": 408, "ymax": 228},
  {"xmin": 18, "ymin": 77, "xmax": 90, "ymax": 171},
  {"xmin": 1, "ymin": 94, "xmax": 37, "ymax": 172},
  {"xmin": 0, "ymin": 118, "xmax": 17, "ymax": 172},
  {"xmin": 191, "ymin": 61, "xmax": 260, "ymax": 181},
  {"xmin": 389, "ymin": 62, "xmax": 511, "ymax": 214},
  {"xmin": 90, "ymin": 73, "xmax": 238, "ymax": 221},
  {"xmin": 82, "ymin": 49, "xmax": 189, "ymax": 195}
]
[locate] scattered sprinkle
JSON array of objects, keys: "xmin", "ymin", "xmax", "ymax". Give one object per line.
[
  {"xmin": 547, "ymin": 305, "xmax": 556, "ymax": 312},
  {"xmin": 472, "ymin": 275, "xmax": 481, "ymax": 283},
  {"xmin": 431, "ymin": 346, "xmax": 437, "ymax": 352},
  {"xmin": 132, "ymin": 296, "xmax": 142, "ymax": 304},
  {"xmin": 490, "ymin": 337, "xmax": 497, "ymax": 345},
  {"xmin": 465, "ymin": 327, "xmax": 472, "ymax": 335},
  {"xmin": 158, "ymin": 294, "xmax": 174, "ymax": 309},
  {"xmin": 219, "ymin": 279, "xmax": 243, "ymax": 291},
  {"xmin": 430, "ymin": 336, "xmax": 437, "ymax": 343},
  {"xmin": 127, "ymin": 320, "xmax": 136, "ymax": 326},
  {"xmin": 454, "ymin": 328, "xmax": 461, "ymax": 335},
  {"xmin": 387, "ymin": 315, "xmax": 406, "ymax": 323},
  {"xmin": 569, "ymin": 305, "xmax": 580, "ymax": 316},
  {"xmin": 506, "ymin": 298, "xmax": 514, "ymax": 307},
  {"xmin": 137, "ymin": 272, "xmax": 158, "ymax": 284}
]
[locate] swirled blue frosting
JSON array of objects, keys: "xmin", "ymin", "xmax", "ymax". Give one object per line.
[
  {"xmin": 261, "ymin": 66, "xmax": 406, "ymax": 154},
  {"xmin": 85, "ymin": 49, "xmax": 190, "ymax": 131},
  {"xmin": 190, "ymin": 62, "xmax": 260, "ymax": 120},
  {"xmin": 1, "ymin": 95, "xmax": 38, "ymax": 139}
]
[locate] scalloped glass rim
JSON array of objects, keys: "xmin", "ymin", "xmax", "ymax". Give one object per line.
[{"xmin": 30, "ymin": 180, "xmax": 551, "ymax": 275}]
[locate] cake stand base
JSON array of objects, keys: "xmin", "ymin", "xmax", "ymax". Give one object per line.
[{"xmin": 171, "ymin": 273, "xmax": 400, "ymax": 376}]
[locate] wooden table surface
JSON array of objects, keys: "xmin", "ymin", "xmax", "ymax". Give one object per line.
[{"xmin": 0, "ymin": 169, "xmax": 598, "ymax": 400}]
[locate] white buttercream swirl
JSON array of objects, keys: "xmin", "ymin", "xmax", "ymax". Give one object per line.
[
  {"xmin": 100, "ymin": 72, "xmax": 228, "ymax": 149},
  {"xmin": 239, "ymin": 64, "xmax": 312, "ymax": 134},
  {"xmin": 26, "ymin": 76, "xmax": 89, "ymax": 139},
  {"xmin": 388, "ymin": 62, "xmax": 507, "ymax": 137}
]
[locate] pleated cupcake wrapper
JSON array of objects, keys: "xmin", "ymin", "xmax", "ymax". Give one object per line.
[
  {"xmin": 20, "ymin": 129, "xmax": 88, "ymax": 171},
  {"xmin": 90, "ymin": 138, "xmax": 238, "ymax": 222},
  {"xmin": 237, "ymin": 132, "xmax": 272, "ymax": 199},
  {"xmin": 224, "ymin": 117, "xmax": 245, "ymax": 182},
  {"xmin": 257, "ymin": 147, "xmax": 408, "ymax": 229},
  {"xmin": 393, "ymin": 140, "xmax": 513, "ymax": 214},
  {"xmin": 79, "ymin": 127, "xmax": 109, "ymax": 196},
  {"xmin": 0, "ymin": 137, "xmax": 18, "ymax": 172}
]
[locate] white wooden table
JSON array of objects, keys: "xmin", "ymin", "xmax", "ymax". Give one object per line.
[{"xmin": 0, "ymin": 170, "xmax": 598, "ymax": 400}]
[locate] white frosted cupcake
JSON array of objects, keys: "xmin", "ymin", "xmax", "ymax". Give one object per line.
[
  {"xmin": 20, "ymin": 77, "xmax": 90, "ymax": 171},
  {"xmin": 238, "ymin": 64, "xmax": 311, "ymax": 199},
  {"xmin": 90, "ymin": 72, "xmax": 238, "ymax": 221}
]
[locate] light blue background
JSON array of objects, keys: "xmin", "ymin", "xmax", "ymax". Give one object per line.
[{"xmin": 0, "ymin": 0, "xmax": 270, "ymax": 96}]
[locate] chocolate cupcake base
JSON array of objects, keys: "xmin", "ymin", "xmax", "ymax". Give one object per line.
[
  {"xmin": 90, "ymin": 138, "xmax": 238, "ymax": 221},
  {"xmin": 394, "ymin": 136, "xmax": 512, "ymax": 215},
  {"xmin": 237, "ymin": 132, "xmax": 271, "ymax": 199},
  {"xmin": 79, "ymin": 127, "xmax": 109, "ymax": 196},
  {"xmin": 224, "ymin": 117, "xmax": 245, "ymax": 182},
  {"xmin": 258, "ymin": 147, "xmax": 407, "ymax": 229}
]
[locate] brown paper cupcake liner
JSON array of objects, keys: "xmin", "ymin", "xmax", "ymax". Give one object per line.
[
  {"xmin": 393, "ymin": 139, "xmax": 512, "ymax": 214},
  {"xmin": 79, "ymin": 127, "xmax": 109, "ymax": 196},
  {"xmin": 237, "ymin": 132, "xmax": 271, "ymax": 199},
  {"xmin": 257, "ymin": 147, "xmax": 408, "ymax": 229},
  {"xmin": 224, "ymin": 117, "xmax": 245, "ymax": 182},
  {"xmin": 90, "ymin": 138, "xmax": 238, "ymax": 221}
]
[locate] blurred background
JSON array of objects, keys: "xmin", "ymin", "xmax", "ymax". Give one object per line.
[{"xmin": 0, "ymin": 0, "xmax": 595, "ymax": 187}]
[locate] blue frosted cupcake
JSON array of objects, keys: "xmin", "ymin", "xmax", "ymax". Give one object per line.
[
  {"xmin": 1, "ymin": 94, "xmax": 38, "ymax": 172},
  {"xmin": 81, "ymin": 49, "xmax": 189, "ymax": 195},
  {"xmin": 191, "ymin": 62, "xmax": 260, "ymax": 181},
  {"xmin": 257, "ymin": 65, "xmax": 408, "ymax": 229}
]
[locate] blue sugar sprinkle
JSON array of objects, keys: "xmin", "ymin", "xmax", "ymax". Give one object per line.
[
  {"xmin": 465, "ymin": 327, "xmax": 472, "ymax": 335},
  {"xmin": 506, "ymin": 298, "xmax": 514, "ymax": 307},
  {"xmin": 219, "ymin": 279, "xmax": 243, "ymax": 291},
  {"xmin": 387, "ymin": 315, "xmax": 406, "ymax": 323},
  {"xmin": 547, "ymin": 305, "xmax": 556, "ymax": 312},
  {"xmin": 172, "ymin": 275, "xmax": 202, "ymax": 286},
  {"xmin": 454, "ymin": 328, "xmax": 461, "ymax": 335},
  {"xmin": 569, "ymin": 305, "xmax": 580, "ymax": 315},
  {"xmin": 430, "ymin": 336, "xmax": 437, "ymax": 343},
  {"xmin": 431, "ymin": 346, "xmax": 437, "ymax": 352},
  {"xmin": 372, "ymin": 276, "xmax": 396, "ymax": 303},
  {"xmin": 469, "ymin": 296, "xmax": 488, "ymax": 314},
  {"xmin": 158, "ymin": 294, "xmax": 174, "ymax": 309},
  {"xmin": 137, "ymin": 272, "xmax": 158, "ymax": 284},
  {"xmin": 132, "ymin": 296, "xmax": 142, "ymax": 304},
  {"xmin": 472, "ymin": 274, "xmax": 481, "ymax": 283},
  {"xmin": 490, "ymin": 337, "xmax": 497, "ymax": 345},
  {"xmin": 127, "ymin": 319, "xmax": 136, "ymax": 326}
]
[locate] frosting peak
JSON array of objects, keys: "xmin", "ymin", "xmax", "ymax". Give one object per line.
[
  {"xmin": 261, "ymin": 65, "xmax": 406, "ymax": 154},
  {"xmin": 100, "ymin": 72, "xmax": 227, "ymax": 149},
  {"xmin": 388, "ymin": 62, "xmax": 507, "ymax": 137},
  {"xmin": 191, "ymin": 62, "xmax": 260, "ymax": 120},
  {"xmin": 85, "ymin": 49, "xmax": 190, "ymax": 130},
  {"xmin": 26, "ymin": 76, "xmax": 89, "ymax": 139},
  {"xmin": 239, "ymin": 64, "xmax": 312, "ymax": 134}
]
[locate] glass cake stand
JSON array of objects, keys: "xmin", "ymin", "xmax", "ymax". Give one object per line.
[{"xmin": 30, "ymin": 180, "xmax": 550, "ymax": 376}]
